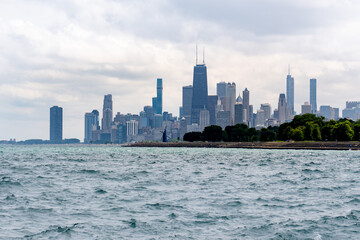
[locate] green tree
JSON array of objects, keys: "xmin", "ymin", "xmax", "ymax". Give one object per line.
[
  {"xmin": 353, "ymin": 122, "xmax": 360, "ymax": 141},
  {"xmin": 321, "ymin": 120, "xmax": 337, "ymax": 141},
  {"xmin": 304, "ymin": 122, "xmax": 314, "ymax": 140},
  {"xmin": 231, "ymin": 127, "xmax": 247, "ymax": 142},
  {"xmin": 229, "ymin": 124, "xmax": 249, "ymax": 142},
  {"xmin": 311, "ymin": 124, "xmax": 322, "ymax": 141},
  {"xmin": 260, "ymin": 128, "xmax": 277, "ymax": 141},
  {"xmin": 291, "ymin": 114, "xmax": 324, "ymax": 129},
  {"xmin": 248, "ymin": 128, "xmax": 259, "ymax": 142},
  {"xmin": 183, "ymin": 132, "xmax": 202, "ymax": 142},
  {"xmin": 222, "ymin": 130, "xmax": 229, "ymax": 142},
  {"xmin": 290, "ymin": 127, "xmax": 305, "ymax": 141},
  {"xmin": 279, "ymin": 123, "xmax": 293, "ymax": 141},
  {"xmin": 333, "ymin": 121, "xmax": 354, "ymax": 141},
  {"xmin": 202, "ymin": 125, "xmax": 223, "ymax": 142},
  {"xmin": 224, "ymin": 125, "xmax": 237, "ymax": 142}
]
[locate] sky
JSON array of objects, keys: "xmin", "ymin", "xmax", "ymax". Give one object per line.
[{"xmin": 1, "ymin": 0, "xmax": 360, "ymax": 141}]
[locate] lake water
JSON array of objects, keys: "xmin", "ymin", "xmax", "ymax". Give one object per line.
[{"xmin": 0, "ymin": 145, "xmax": 360, "ymax": 239}]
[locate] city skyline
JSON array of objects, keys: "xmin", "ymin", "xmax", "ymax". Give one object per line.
[{"xmin": 1, "ymin": 0, "xmax": 360, "ymax": 140}]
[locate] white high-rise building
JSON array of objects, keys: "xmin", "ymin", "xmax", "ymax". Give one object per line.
[
  {"xmin": 278, "ymin": 94, "xmax": 287, "ymax": 124},
  {"xmin": 226, "ymin": 83, "xmax": 236, "ymax": 125},
  {"xmin": 255, "ymin": 109, "xmax": 265, "ymax": 127},
  {"xmin": 301, "ymin": 102, "xmax": 312, "ymax": 115},
  {"xmin": 126, "ymin": 120, "xmax": 139, "ymax": 137},
  {"xmin": 260, "ymin": 103, "xmax": 271, "ymax": 120},
  {"xmin": 199, "ymin": 109, "xmax": 210, "ymax": 131}
]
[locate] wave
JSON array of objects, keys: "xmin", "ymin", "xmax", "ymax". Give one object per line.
[
  {"xmin": 302, "ymin": 168, "xmax": 323, "ymax": 173},
  {"xmin": 24, "ymin": 223, "xmax": 79, "ymax": 238},
  {"xmin": 95, "ymin": 189, "xmax": 107, "ymax": 194},
  {"xmin": 145, "ymin": 203, "xmax": 183, "ymax": 210},
  {"xmin": 79, "ymin": 169, "xmax": 100, "ymax": 174},
  {"xmin": 346, "ymin": 198, "xmax": 360, "ymax": 204},
  {"xmin": 0, "ymin": 177, "xmax": 21, "ymax": 186},
  {"xmin": 123, "ymin": 219, "xmax": 137, "ymax": 228}
]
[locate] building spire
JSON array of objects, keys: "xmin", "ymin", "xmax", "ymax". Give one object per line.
[
  {"xmin": 288, "ymin": 64, "xmax": 291, "ymax": 75},
  {"xmin": 203, "ymin": 47, "xmax": 205, "ymax": 64},
  {"xmin": 196, "ymin": 45, "xmax": 198, "ymax": 65}
]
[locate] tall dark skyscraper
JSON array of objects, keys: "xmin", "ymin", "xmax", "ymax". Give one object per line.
[
  {"xmin": 191, "ymin": 55, "xmax": 208, "ymax": 124},
  {"xmin": 182, "ymin": 85, "xmax": 193, "ymax": 124},
  {"xmin": 102, "ymin": 94, "xmax": 113, "ymax": 132},
  {"xmin": 235, "ymin": 103, "xmax": 243, "ymax": 124},
  {"xmin": 144, "ymin": 105, "xmax": 155, "ymax": 128},
  {"xmin": 207, "ymin": 95, "xmax": 218, "ymax": 126},
  {"xmin": 156, "ymin": 78, "xmax": 163, "ymax": 115},
  {"xmin": 286, "ymin": 69, "xmax": 295, "ymax": 116},
  {"xmin": 50, "ymin": 106, "xmax": 63, "ymax": 142},
  {"xmin": 152, "ymin": 97, "xmax": 157, "ymax": 113},
  {"xmin": 310, "ymin": 78, "xmax": 317, "ymax": 114}
]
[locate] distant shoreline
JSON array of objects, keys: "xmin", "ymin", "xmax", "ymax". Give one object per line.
[{"xmin": 125, "ymin": 141, "xmax": 360, "ymax": 150}]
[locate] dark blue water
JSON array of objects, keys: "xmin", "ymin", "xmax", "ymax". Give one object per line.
[{"xmin": 0, "ymin": 146, "xmax": 360, "ymax": 239}]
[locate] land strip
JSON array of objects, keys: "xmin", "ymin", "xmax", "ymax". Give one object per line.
[{"xmin": 126, "ymin": 141, "xmax": 360, "ymax": 150}]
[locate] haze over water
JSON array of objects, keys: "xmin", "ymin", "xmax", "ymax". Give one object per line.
[{"xmin": 1, "ymin": 146, "xmax": 359, "ymax": 239}]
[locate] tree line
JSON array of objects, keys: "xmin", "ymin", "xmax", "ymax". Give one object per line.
[{"xmin": 183, "ymin": 114, "xmax": 360, "ymax": 142}]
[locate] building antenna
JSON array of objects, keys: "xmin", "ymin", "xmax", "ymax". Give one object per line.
[
  {"xmin": 196, "ymin": 45, "xmax": 198, "ymax": 65},
  {"xmin": 203, "ymin": 47, "xmax": 205, "ymax": 64},
  {"xmin": 288, "ymin": 64, "xmax": 291, "ymax": 75}
]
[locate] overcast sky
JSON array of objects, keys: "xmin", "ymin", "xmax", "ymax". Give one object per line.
[{"xmin": 1, "ymin": 0, "xmax": 360, "ymax": 140}]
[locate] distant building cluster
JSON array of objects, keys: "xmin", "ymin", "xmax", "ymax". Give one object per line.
[
  {"xmin": 82, "ymin": 78, "xmax": 179, "ymax": 143},
  {"xmin": 42, "ymin": 50, "xmax": 360, "ymax": 144}
]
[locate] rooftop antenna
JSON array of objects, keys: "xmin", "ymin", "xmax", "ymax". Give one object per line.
[
  {"xmin": 196, "ymin": 45, "xmax": 198, "ymax": 65},
  {"xmin": 203, "ymin": 47, "xmax": 205, "ymax": 64},
  {"xmin": 288, "ymin": 64, "xmax": 291, "ymax": 75}
]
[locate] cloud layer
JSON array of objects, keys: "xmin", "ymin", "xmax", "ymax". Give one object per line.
[{"xmin": 1, "ymin": 0, "xmax": 360, "ymax": 140}]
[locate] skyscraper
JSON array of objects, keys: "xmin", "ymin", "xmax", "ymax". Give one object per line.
[
  {"xmin": 249, "ymin": 105, "xmax": 254, "ymax": 127},
  {"xmin": 216, "ymin": 110, "xmax": 231, "ymax": 129},
  {"xmin": 182, "ymin": 85, "xmax": 193, "ymax": 124},
  {"xmin": 286, "ymin": 71, "xmax": 295, "ymax": 116},
  {"xmin": 199, "ymin": 109, "xmax": 210, "ymax": 130},
  {"xmin": 92, "ymin": 110, "xmax": 99, "ymax": 128},
  {"xmin": 216, "ymin": 82, "xmax": 227, "ymax": 99},
  {"xmin": 217, "ymin": 82, "xmax": 228, "ymax": 113},
  {"xmin": 235, "ymin": 103, "xmax": 243, "ymax": 125},
  {"xmin": 226, "ymin": 83, "xmax": 236, "ymax": 125},
  {"xmin": 255, "ymin": 109, "xmax": 265, "ymax": 126},
  {"xmin": 152, "ymin": 97, "xmax": 157, "ymax": 113},
  {"xmin": 278, "ymin": 94, "xmax": 287, "ymax": 124},
  {"xmin": 260, "ymin": 103, "xmax": 271, "ymax": 121},
  {"xmin": 301, "ymin": 102, "xmax": 312, "ymax": 115},
  {"xmin": 191, "ymin": 60, "xmax": 208, "ymax": 124},
  {"xmin": 102, "ymin": 94, "xmax": 113, "ymax": 132},
  {"xmin": 84, "ymin": 110, "xmax": 99, "ymax": 143},
  {"xmin": 144, "ymin": 106, "xmax": 154, "ymax": 128},
  {"xmin": 156, "ymin": 78, "xmax": 163, "ymax": 115},
  {"xmin": 320, "ymin": 105, "xmax": 335, "ymax": 120},
  {"xmin": 242, "ymin": 88, "xmax": 250, "ymax": 124},
  {"xmin": 50, "ymin": 106, "xmax": 63, "ymax": 142},
  {"xmin": 310, "ymin": 78, "xmax": 317, "ymax": 114},
  {"xmin": 207, "ymin": 95, "xmax": 218, "ymax": 126}
]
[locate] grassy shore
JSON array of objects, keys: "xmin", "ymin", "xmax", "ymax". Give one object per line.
[{"xmin": 125, "ymin": 141, "xmax": 360, "ymax": 150}]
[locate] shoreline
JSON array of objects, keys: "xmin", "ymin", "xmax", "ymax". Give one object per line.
[{"xmin": 125, "ymin": 141, "xmax": 360, "ymax": 150}]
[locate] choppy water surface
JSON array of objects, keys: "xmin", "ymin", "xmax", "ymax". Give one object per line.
[{"xmin": 1, "ymin": 146, "xmax": 360, "ymax": 239}]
